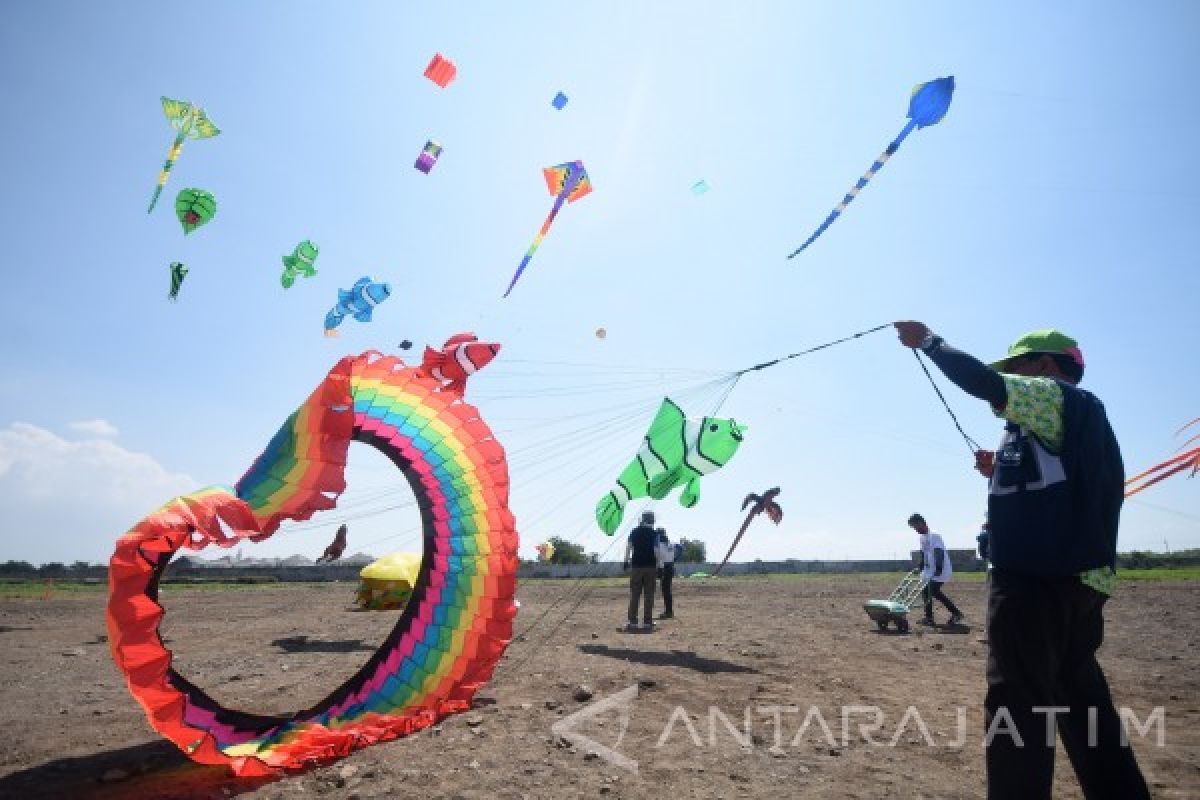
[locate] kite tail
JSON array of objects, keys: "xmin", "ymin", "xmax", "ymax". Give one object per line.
[
  {"xmin": 148, "ymin": 132, "xmax": 186, "ymax": 213},
  {"xmin": 1124, "ymin": 447, "xmax": 1200, "ymax": 496},
  {"xmin": 502, "ymin": 196, "xmax": 567, "ymax": 298},
  {"xmin": 713, "ymin": 514, "xmax": 756, "ymax": 576},
  {"xmin": 787, "ymin": 118, "xmax": 919, "ymax": 258}
]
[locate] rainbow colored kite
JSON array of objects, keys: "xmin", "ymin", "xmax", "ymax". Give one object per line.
[
  {"xmin": 107, "ymin": 351, "xmax": 517, "ymax": 776},
  {"xmin": 147, "ymin": 97, "xmax": 220, "ymax": 214},
  {"xmin": 788, "ymin": 76, "xmax": 954, "ymax": 257},
  {"xmin": 503, "ymin": 161, "xmax": 591, "ymax": 298}
]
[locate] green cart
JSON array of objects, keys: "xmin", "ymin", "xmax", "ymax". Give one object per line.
[{"xmin": 863, "ymin": 569, "xmax": 927, "ymax": 633}]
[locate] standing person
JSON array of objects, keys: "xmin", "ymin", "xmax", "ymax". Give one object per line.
[
  {"xmin": 977, "ymin": 519, "xmax": 992, "ymax": 564},
  {"xmin": 622, "ymin": 511, "xmax": 658, "ymax": 630},
  {"xmin": 907, "ymin": 513, "xmax": 963, "ymax": 626},
  {"xmin": 895, "ymin": 322, "xmax": 1149, "ymax": 800},
  {"xmin": 655, "ymin": 528, "xmax": 676, "ymax": 620}
]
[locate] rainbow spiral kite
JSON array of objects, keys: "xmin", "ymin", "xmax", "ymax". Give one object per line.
[{"xmin": 107, "ymin": 351, "xmax": 518, "ymax": 776}]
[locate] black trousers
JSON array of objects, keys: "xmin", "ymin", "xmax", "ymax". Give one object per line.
[
  {"xmin": 923, "ymin": 579, "xmax": 961, "ymax": 619},
  {"xmin": 985, "ymin": 571, "xmax": 1150, "ymax": 800},
  {"xmin": 659, "ymin": 563, "xmax": 674, "ymax": 614}
]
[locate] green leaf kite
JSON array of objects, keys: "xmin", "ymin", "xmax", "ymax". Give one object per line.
[{"xmin": 176, "ymin": 188, "xmax": 217, "ymax": 234}]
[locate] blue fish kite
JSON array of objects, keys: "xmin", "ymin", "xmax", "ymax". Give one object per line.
[
  {"xmin": 788, "ymin": 76, "xmax": 955, "ymax": 258},
  {"xmin": 324, "ymin": 276, "xmax": 392, "ymax": 336}
]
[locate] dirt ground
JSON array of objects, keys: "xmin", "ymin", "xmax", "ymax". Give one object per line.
[{"xmin": 0, "ymin": 576, "xmax": 1196, "ymax": 799}]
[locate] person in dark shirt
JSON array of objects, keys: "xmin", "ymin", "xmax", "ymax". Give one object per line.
[
  {"xmin": 655, "ymin": 528, "xmax": 676, "ymax": 620},
  {"xmin": 623, "ymin": 511, "xmax": 659, "ymax": 630},
  {"xmin": 895, "ymin": 321, "xmax": 1149, "ymax": 800}
]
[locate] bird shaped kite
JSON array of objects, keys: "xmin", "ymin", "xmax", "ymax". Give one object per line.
[
  {"xmin": 147, "ymin": 97, "xmax": 220, "ymax": 214},
  {"xmin": 167, "ymin": 262, "xmax": 188, "ymax": 302},
  {"xmin": 788, "ymin": 76, "xmax": 955, "ymax": 257},
  {"xmin": 595, "ymin": 398, "xmax": 747, "ymax": 535},
  {"xmin": 175, "ymin": 188, "xmax": 217, "ymax": 234},
  {"xmin": 324, "ymin": 276, "xmax": 391, "ymax": 336},
  {"xmin": 503, "ymin": 160, "xmax": 591, "ymax": 298},
  {"xmin": 281, "ymin": 240, "xmax": 319, "ymax": 288},
  {"xmin": 714, "ymin": 487, "xmax": 784, "ymax": 576},
  {"xmin": 316, "ymin": 524, "xmax": 348, "ymax": 564}
]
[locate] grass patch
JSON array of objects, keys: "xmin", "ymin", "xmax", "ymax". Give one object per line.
[{"xmin": 1115, "ymin": 567, "xmax": 1200, "ymax": 582}]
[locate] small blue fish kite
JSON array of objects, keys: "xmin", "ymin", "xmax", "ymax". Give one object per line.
[
  {"xmin": 324, "ymin": 276, "xmax": 391, "ymax": 336},
  {"xmin": 788, "ymin": 76, "xmax": 955, "ymax": 258}
]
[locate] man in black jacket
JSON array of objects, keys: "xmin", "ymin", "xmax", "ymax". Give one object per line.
[
  {"xmin": 623, "ymin": 511, "xmax": 659, "ymax": 630},
  {"xmin": 895, "ymin": 322, "xmax": 1149, "ymax": 800}
]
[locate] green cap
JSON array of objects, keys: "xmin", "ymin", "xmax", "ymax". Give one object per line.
[{"xmin": 991, "ymin": 329, "xmax": 1085, "ymax": 372}]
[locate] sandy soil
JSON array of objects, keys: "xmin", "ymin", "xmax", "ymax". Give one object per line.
[{"xmin": 0, "ymin": 576, "xmax": 1196, "ymax": 799}]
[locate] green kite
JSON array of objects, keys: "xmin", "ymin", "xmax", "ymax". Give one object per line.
[
  {"xmin": 281, "ymin": 240, "xmax": 319, "ymax": 288},
  {"xmin": 147, "ymin": 97, "xmax": 220, "ymax": 213},
  {"xmin": 595, "ymin": 398, "xmax": 746, "ymax": 535},
  {"xmin": 176, "ymin": 188, "xmax": 217, "ymax": 234}
]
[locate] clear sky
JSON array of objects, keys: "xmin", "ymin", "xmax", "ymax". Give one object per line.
[{"xmin": 1, "ymin": 1, "xmax": 1197, "ymax": 566}]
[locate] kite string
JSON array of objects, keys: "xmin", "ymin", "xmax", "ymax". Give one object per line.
[
  {"xmin": 734, "ymin": 323, "xmax": 892, "ymax": 377},
  {"xmin": 911, "ymin": 350, "xmax": 983, "ymax": 456}
]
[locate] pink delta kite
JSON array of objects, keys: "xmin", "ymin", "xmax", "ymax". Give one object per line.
[{"xmin": 502, "ymin": 161, "xmax": 591, "ymax": 298}]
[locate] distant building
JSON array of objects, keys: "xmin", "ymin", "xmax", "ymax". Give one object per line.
[
  {"xmin": 909, "ymin": 548, "xmax": 982, "ymax": 571},
  {"xmin": 341, "ymin": 552, "xmax": 375, "ymax": 567}
]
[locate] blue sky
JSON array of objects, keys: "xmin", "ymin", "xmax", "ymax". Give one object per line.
[{"xmin": 1, "ymin": 1, "xmax": 1197, "ymax": 566}]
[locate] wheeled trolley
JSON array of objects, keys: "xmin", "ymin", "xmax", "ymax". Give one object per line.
[{"xmin": 863, "ymin": 569, "xmax": 927, "ymax": 633}]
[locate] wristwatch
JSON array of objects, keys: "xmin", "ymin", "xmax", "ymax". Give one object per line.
[{"xmin": 919, "ymin": 332, "xmax": 943, "ymax": 353}]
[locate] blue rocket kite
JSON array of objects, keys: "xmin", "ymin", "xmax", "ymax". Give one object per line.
[
  {"xmin": 788, "ymin": 76, "xmax": 955, "ymax": 257},
  {"xmin": 324, "ymin": 276, "xmax": 392, "ymax": 336}
]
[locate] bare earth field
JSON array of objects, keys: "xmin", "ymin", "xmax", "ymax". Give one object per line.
[{"xmin": 0, "ymin": 576, "xmax": 1196, "ymax": 799}]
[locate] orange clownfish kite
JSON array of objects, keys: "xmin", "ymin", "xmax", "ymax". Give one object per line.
[{"xmin": 420, "ymin": 332, "xmax": 501, "ymax": 395}]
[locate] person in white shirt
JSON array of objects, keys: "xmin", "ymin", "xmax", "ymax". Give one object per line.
[
  {"xmin": 908, "ymin": 513, "xmax": 964, "ymax": 626},
  {"xmin": 654, "ymin": 528, "xmax": 676, "ymax": 620}
]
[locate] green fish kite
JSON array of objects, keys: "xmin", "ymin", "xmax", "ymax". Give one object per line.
[
  {"xmin": 595, "ymin": 398, "xmax": 747, "ymax": 535},
  {"xmin": 168, "ymin": 262, "xmax": 188, "ymax": 301},
  {"xmin": 281, "ymin": 240, "xmax": 319, "ymax": 288},
  {"xmin": 176, "ymin": 188, "xmax": 217, "ymax": 234},
  {"xmin": 147, "ymin": 97, "xmax": 220, "ymax": 214}
]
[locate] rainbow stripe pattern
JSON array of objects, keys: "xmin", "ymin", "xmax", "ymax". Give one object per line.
[
  {"xmin": 107, "ymin": 351, "xmax": 517, "ymax": 776},
  {"xmin": 502, "ymin": 160, "xmax": 591, "ymax": 298}
]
